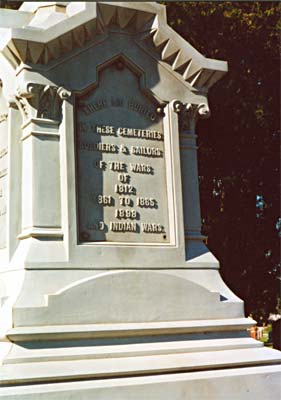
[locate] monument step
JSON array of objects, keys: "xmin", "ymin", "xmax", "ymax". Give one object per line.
[
  {"xmin": 1, "ymin": 365, "xmax": 281, "ymax": 400},
  {"xmin": 1, "ymin": 347, "xmax": 280, "ymax": 387},
  {"xmin": 4, "ymin": 337, "xmax": 263, "ymax": 365},
  {"xmin": 7, "ymin": 318, "xmax": 254, "ymax": 341}
]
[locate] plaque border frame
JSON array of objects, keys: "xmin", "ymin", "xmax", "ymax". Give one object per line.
[
  {"xmin": 61, "ymin": 91, "xmax": 185, "ymax": 269},
  {"xmin": 74, "ymin": 57, "xmax": 174, "ymax": 246}
]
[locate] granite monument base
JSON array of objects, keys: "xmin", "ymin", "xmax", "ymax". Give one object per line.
[
  {"xmin": 1, "ymin": 268, "xmax": 281, "ymax": 399},
  {"xmin": 1, "ymin": 366, "xmax": 280, "ymax": 400}
]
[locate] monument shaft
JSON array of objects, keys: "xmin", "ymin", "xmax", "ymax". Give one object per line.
[{"xmin": 0, "ymin": 2, "xmax": 280, "ymax": 398}]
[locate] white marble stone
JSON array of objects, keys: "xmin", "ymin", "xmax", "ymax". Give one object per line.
[
  {"xmin": 0, "ymin": 366, "xmax": 280, "ymax": 400},
  {"xmin": 0, "ymin": 2, "xmax": 280, "ymax": 398}
]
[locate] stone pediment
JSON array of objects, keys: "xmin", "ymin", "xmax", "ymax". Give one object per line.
[{"xmin": 0, "ymin": 2, "xmax": 227, "ymax": 91}]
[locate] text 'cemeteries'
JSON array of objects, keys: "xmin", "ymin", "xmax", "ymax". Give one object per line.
[{"xmin": 77, "ymin": 121, "xmax": 169, "ymax": 243}]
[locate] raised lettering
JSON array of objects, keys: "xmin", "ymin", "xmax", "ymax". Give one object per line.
[
  {"xmin": 141, "ymin": 223, "xmax": 164, "ymax": 233},
  {"xmin": 110, "ymin": 221, "xmax": 138, "ymax": 232},
  {"xmin": 130, "ymin": 163, "xmax": 153, "ymax": 174},
  {"xmin": 95, "ymin": 142, "xmax": 118, "ymax": 153},
  {"xmin": 118, "ymin": 173, "xmax": 130, "ymax": 183},
  {"xmin": 76, "ymin": 64, "xmax": 169, "ymax": 243},
  {"xmin": 131, "ymin": 146, "xmax": 162, "ymax": 157},
  {"xmin": 119, "ymin": 196, "xmax": 132, "ymax": 206},
  {"xmin": 137, "ymin": 197, "xmax": 157, "ymax": 208},
  {"xmin": 97, "ymin": 195, "xmax": 113, "ymax": 206},
  {"xmin": 115, "ymin": 209, "xmax": 137, "ymax": 219},
  {"xmin": 96, "ymin": 125, "xmax": 115, "ymax": 135},
  {"xmin": 82, "ymin": 99, "xmax": 107, "ymax": 115},
  {"xmin": 94, "ymin": 160, "xmax": 107, "ymax": 170},
  {"xmin": 115, "ymin": 184, "xmax": 136, "ymax": 195},
  {"xmin": 109, "ymin": 161, "xmax": 126, "ymax": 172},
  {"xmin": 117, "ymin": 127, "xmax": 163, "ymax": 141},
  {"xmin": 127, "ymin": 99, "xmax": 156, "ymax": 121}
]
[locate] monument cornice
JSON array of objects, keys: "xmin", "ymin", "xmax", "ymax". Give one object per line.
[{"xmin": 0, "ymin": 2, "xmax": 227, "ymax": 91}]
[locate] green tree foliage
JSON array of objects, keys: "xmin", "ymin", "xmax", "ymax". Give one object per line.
[
  {"xmin": 0, "ymin": 0, "xmax": 21, "ymax": 9},
  {"xmin": 166, "ymin": 1, "xmax": 280, "ymax": 322}
]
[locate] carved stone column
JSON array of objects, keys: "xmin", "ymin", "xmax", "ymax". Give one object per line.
[
  {"xmin": 14, "ymin": 83, "xmax": 70, "ymax": 240},
  {"xmin": 173, "ymin": 100, "xmax": 210, "ymax": 256},
  {"xmin": 0, "ymin": 79, "xmax": 8, "ymax": 253}
]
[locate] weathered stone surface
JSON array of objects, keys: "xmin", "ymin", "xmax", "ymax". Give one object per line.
[
  {"xmin": 0, "ymin": 82, "xmax": 8, "ymax": 251},
  {"xmin": 0, "ymin": 2, "xmax": 280, "ymax": 398}
]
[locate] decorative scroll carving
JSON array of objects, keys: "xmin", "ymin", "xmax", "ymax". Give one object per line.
[
  {"xmin": 172, "ymin": 100, "xmax": 210, "ymax": 133},
  {"xmin": 14, "ymin": 83, "xmax": 71, "ymax": 124}
]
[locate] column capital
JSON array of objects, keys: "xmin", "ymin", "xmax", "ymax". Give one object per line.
[
  {"xmin": 14, "ymin": 82, "xmax": 71, "ymax": 125},
  {"xmin": 172, "ymin": 100, "xmax": 210, "ymax": 133}
]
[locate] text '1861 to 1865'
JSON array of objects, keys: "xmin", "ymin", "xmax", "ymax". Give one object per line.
[{"xmin": 76, "ymin": 65, "xmax": 170, "ymax": 244}]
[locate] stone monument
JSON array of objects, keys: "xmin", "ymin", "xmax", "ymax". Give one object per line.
[{"xmin": 0, "ymin": 2, "xmax": 280, "ymax": 398}]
